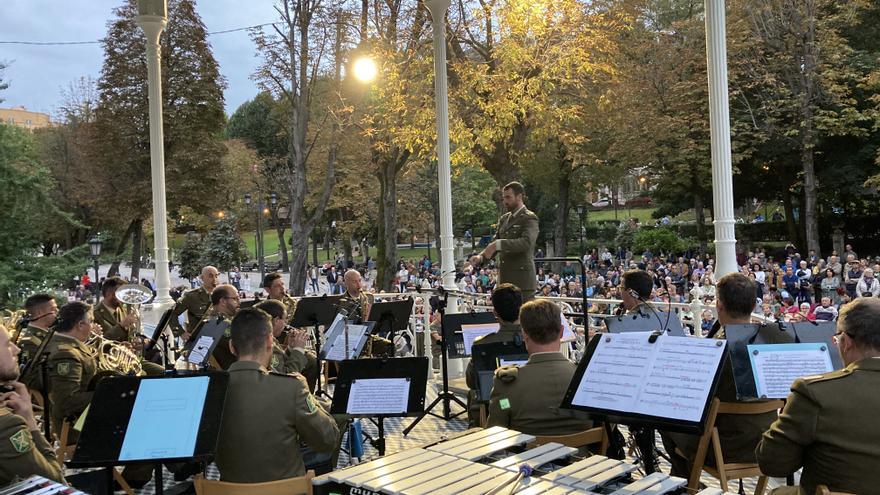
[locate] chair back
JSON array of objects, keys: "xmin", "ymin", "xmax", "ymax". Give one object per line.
[
  {"xmin": 533, "ymin": 425, "xmax": 608, "ymax": 455},
  {"xmin": 194, "ymin": 471, "xmax": 315, "ymax": 495},
  {"xmin": 816, "ymin": 485, "xmax": 857, "ymax": 495}
]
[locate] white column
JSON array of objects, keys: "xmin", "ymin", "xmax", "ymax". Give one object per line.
[
  {"xmin": 704, "ymin": 0, "xmax": 738, "ymax": 277},
  {"xmin": 425, "ymin": 0, "xmax": 459, "ymax": 312},
  {"xmin": 137, "ymin": 14, "xmax": 174, "ymax": 307}
]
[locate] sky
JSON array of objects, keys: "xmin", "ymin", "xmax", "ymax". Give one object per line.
[{"xmin": 0, "ymin": 0, "xmax": 280, "ymax": 118}]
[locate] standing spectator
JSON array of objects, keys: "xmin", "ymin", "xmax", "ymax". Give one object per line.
[
  {"xmin": 820, "ymin": 269, "xmax": 841, "ymax": 305},
  {"xmin": 795, "ymin": 261, "xmax": 813, "ymax": 303},
  {"xmin": 827, "ymin": 255, "xmax": 843, "ymax": 279},
  {"xmin": 327, "ymin": 266, "xmax": 339, "ymax": 294},
  {"xmin": 856, "ymin": 268, "xmax": 880, "ymax": 298},
  {"xmin": 844, "ymin": 255, "xmax": 862, "ymax": 298},
  {"xmin": 843, "ymin": 243, "xmax": 858, "ymax": 262},
  {"xmin": 308, "ymin": 265, "xmax": 319, "ymax": 293},
  {"xmin": 396, "ymin": 265, "xmax": 409, "ymax": 293},
  {"xmin": 781, "ymin": 267, "xmax": 799, "ymax": 300}
]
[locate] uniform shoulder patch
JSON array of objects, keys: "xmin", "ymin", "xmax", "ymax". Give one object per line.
[
  {"xmin": 9, "ymin": 428, "xmax": 32, "ymax": 453},
  {"xmin": 305, "ymin": 394, "xmax": 317, "ymax": 414},
  {"xmin": 495, "ymin": 366, "xmax": 518, "ymax": 383}
]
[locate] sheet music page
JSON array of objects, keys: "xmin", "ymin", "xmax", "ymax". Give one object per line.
[
  {"xmin": 636, "ymin": 336, "xmax": 726, "ymax": 422},
  {"xmin": 561, "ymin": 313, "xmax": 576, "ymax": 342},
  {"xmin": 748, "ymin": 343, "xmax": 834, "ymax": 399},
  {"xmin": 498, "ymin": 358, "xmax": 529, "ymax": 367},
  {"xmin": 571, "ymin": 333, "xmax": 725, "ymax": 423},
  {"xmin": 187, "ymin": 335, "xmax": 214, "ymax": 365},
  {"xmin": 324, "ymin": 320, "xmax": 369, "ymax": 361},
  {"xmin": 461, "ymin": 323, "xmax": 501, "ymax": 355},
  {"xmin": 347, "ymin": 378, "xmax": 411, "ymax": 415}
]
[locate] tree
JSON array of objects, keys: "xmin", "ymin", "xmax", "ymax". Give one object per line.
[
  {"xmin": 90, "ymin": 0, "xmax": 228, "ymax": 279},
  {"xmin": 202, "ymin": 219, "xmax": 247, "ymax": 274},
  {"xmin": 0, "ymin": 61, "xmax": 8, "ymax": 103},
  {"xmin": 451, "ymin": 164, "xmax": 497, "ymax": 244},
  {"xmin": 176, "ymin": 231, "xmax": 203, "ymax": 281}
]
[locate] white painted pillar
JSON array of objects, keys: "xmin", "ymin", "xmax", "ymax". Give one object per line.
[{"xmin": 137, "ymin": 1, "xmax": 173, "ymax": 307}]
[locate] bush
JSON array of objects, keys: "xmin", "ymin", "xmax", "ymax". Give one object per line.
[{"xmin": 633, "ymin": 227, "xmax": 691, "ymax": 255}]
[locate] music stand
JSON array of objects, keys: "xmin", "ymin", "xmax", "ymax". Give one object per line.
[
  {"xmin": 182, "ymin": 317, "xmax": 230, "ymax": 370},
  {"xmin": 785, "ymin": 321, "xmax": 843, "ymax": 370},
  {"xmin": 19, "ymin": 325, "xmax": 57, "ymax": 440},
  {"xmin": 604, "ymin": 311, "xmax": 686, "ymax": 336},
  {"xmin": 144, "ymin": 308, "xmax": 174, "ymax": 370},
  {"xmin": 330, "ymin": 357, "xmax": 428, "ymax": 456},
  {"xmin": 291, "ymin": 295, "xmax": 343, "ymax": 399},
  {"xmin": 68, "ymin": 373, "xmax": 229, "ymax": 495},
  {"xmin": 403, "ymin": 302, "xmax": 497, "ymax": 436},
  {"xmin": 321, "ymin": 317, "xmax": 374, "ymax": 361},
  {"xmin": 471, "ymin": 340, "xmax": 528, "ymax": 402},
  {"xmin": 366, "ymin": 298, "xmax": 414, "ymax": 347}
]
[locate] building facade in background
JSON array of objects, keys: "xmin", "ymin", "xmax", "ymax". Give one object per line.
[{"xmin": 0, "ymin": 106, "xmax": 52, "ymax": 129}]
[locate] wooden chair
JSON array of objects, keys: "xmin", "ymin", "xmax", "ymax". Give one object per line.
[
  {"xmin": 532, "ymin": 425, "xmax": 608, "ymax": 455},
  {"xmin": 685, "ymin": 398, "xmax": 784, "ymax": 494},
  {"xmin": 55, "ymin": 419, "xmax": 134, "ymax": 495},
  {"xmin": 194, "ymin": 470, "xmax": 315, "ymax": 495},
  {"xmin": 816, "ymin": 485, "xmax": 857, "ymax": 495}
]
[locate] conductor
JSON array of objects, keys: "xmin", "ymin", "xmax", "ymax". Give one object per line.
[{"xmin": 470, "ymin": 182, "xmax": 539, "ymax": 301}]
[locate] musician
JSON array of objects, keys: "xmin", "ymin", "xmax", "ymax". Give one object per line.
[
  {"xmin": 93, "ymin": 277, "xmax": 139, "ymax": 342},
  {"xmin": 465, "ymin": 283, "xmax": 524, "ymax": 426},
  {"xmin": 470, "ymin": 182, "xmax": 539, "ymax": 302},
  {"xmin": 338, "ymin": 269, "xmax": 392, "ymax": 357},
  {"xmin": 169, "ymin": 266, "xmax": 219, "ymax": 339},
  {"xmin": 215, "ymin": 308, "xmax": 339, "ymax": 483},
  {"xmin": 660, "ymin": 273, "xmax": 777, "ymax": 478},
  {"xmin": 199, "ymin": 284, "xmax": 240, "ymax": 370},
  {"xmin": 0, "ymin": 324, "xmax": 64, "ymax": 486},
  {"xmin": 255, "ymin": 299, "xmax": 319, "ymax": 391},
  {"xmin": 756, "ymin": 297, "xmax": 880, "ymax": 495},
  {"xmin": 619, "ymin": 269, "xmax": 655, "ymax": 315},
  {"xmin": 263, "ymin": 272, "xmax": 298, "ymax": 325},
  {"xmin": 486, "ymin": 299, "xmax": 591, "ymax": 435},
  {"xmin": 17, "ymin": 294, "xmax": 58, "ymax": 392}
]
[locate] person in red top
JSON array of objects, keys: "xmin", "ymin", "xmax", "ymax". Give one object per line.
[{"xmin": 81, "ymin": 272, "xmax": 91, "ymax": 289}]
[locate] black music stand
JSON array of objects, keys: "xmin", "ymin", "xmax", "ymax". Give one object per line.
[
  {"xmin": 785, "ymin": 321, "xmax": 843, "ymax": 369},
  {"xmin": 403, "ymin": 296, "xmax": 497, "ymax": 436},
  {"xmin": 321, "ymin": 318, "xmax": 374, "ymax": 361},
  {"xmin": 68, "ymin": 373, "xmax": 228, "ymax": 495},
  {"xmin": 471, "ymin": 340, "xmax": 528, "ymax": 403},
  {"xmin": 605, "ymin": 311, "xmax": 686, "ymax": 336},
  {"xmin": 291, "ymin": 295, "xmax": 343, "ymax": 399},
  {"xmin": 181, "ymin": 317, "xmax": 230, "ymax": 370},
  {"xmin": 19, "ymin": 325, "xmax": 57, "ymax": 440},
  {"xmin": 331, "ymin": 357, "xmax": 428, "ymax": 456},
  {"xmin": 366, "ymin": 298, "xmax": 414, "ymax": 349},
  {"xmin": 144, "ymin": 308, "xmax": 174, "ymax": 370}
]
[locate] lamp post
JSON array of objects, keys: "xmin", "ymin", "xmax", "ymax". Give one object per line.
[
  {"xmin": 136, "ymin": 0, "xmax": 173, "ymax": 307},
  {"xmin": 576, "ymin": 204, "xmax": 585, "ymax": 257},
  {"xmin": 425, "ymin": 0, "xmax": 457, "ymax": 310},
  {"xmin": 88, "ymin": 236, "xmax": 103, "ymax": 303}
]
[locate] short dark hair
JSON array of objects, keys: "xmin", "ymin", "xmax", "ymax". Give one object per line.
[
  {"xmin": 24, "ymin": 294, "xmax": 54, "ymax": 314},
  {"xmin": 622, "ymin": 270, "xmax": 653, "ymax": 299},
  {"xmin": 211, "ymin": 284, "xmax": 237, "ymax": 306},
  {"xmin": 255, "ymin": 299, "xmax": 285, "ymax": 320},
  {"xmin": 101, "ymin": 276, "xmax": 126, "ymax": 296},
  {"xmin": 262, "ymin": 272, "xmax": 283, "ymax": 289},
  {"xmin": 491, "ymin": 283, "xmax": 523, "ymax": 322},
  {"xmin": 55, "ymin": 302, "xmax": 92, "ymax": 333},
  {"xmin": 230, "ymin": 308, "xmax": 272, "ymax": 358},
  {"xmin": 838, "ymin": 298, "xmax": 880, "ymax": 352},
  {"xmin": 503, "ymin": 181, "xmax": 525, "ymax": 196},
  {"xmin": 519, "ymin": 299, "xmax": 562, "ymax": 345},
  {"xmin": 716, "ymin": 273, "xmax": 757, "ymax": 318}
]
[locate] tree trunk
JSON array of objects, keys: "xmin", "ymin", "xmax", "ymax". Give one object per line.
[
  {"xmin": 692, "ymin": 172, "xmax": 707, "ymax": 254},
  {"xmin": 130, "ymin": 218, "xmax": 143, "ymax": 281},
  {"xmin": 376, "ymin": 158, "xmax": 398, "ymax": 292},
  {"xmin": 343, "ymin": 233, "xmax": 353, "ymax": 265},
  {"xmin": 272, "ymin": 209, "xmax": 290, "ymax": 272},
  {"xmin": 108, "ymin": 219, "xmax": 138, "ymax": 277},
  {"xmin": 553, "ymin": 170, "xmax": 571, "ymax": 268},
  {"xmin": 312, "ymin": 232, "xmax": 318, "ymax": 266},
  {"xmin": 781, "ymin": 186, "xmax": 799, "ymax": 247},
  {"xmin": 799, "ymin": 3, "xmax": 821, "ymax": 256}
]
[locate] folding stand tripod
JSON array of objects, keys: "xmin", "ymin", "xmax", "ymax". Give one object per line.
[{"xmin": 292, "ymin": 295, "xmax": 342, "ymax": 400}]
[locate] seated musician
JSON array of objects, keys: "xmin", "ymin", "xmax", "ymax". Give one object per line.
[
  {"xmin": 198, "ymin": 284, "xmax": 240, "ymax": 370},
  {"xmin": 92, "ymin": 277, "xmax": 164, "ymax": 376},
  {"xmin": 263, "ymin": 272, "xmax": 298, "ymax": 323},
  {"xmin": 170, "ymin": 266, "xmax": 219, "ymax": 341},
  {"xmin": 756, "ymin": 297, "xmax": 880, "ymax": 495},
  {"xmin": 465, "ymin": 283, "xmax": 524, "ymax": 426},
  {"xmin": 338, "ymin": 269, "xmax": 392, "ymax": 357},
  {"xmin": 0, "ymin": 324, "xmax": 64, "ymax": 486},
  {"xmin": 17, "ymin": 294, "xmax": 58, "ymax": 392},
  {"xmin": 255, "ymin": 299, "xmax": 319, "ymax": 390},
  {"xmin": 215, "ymin": 308, "xmax": 339, "ymax": 484},
  {"xmin": 660, "ymin": 273, "xmax": 777, "ymax": 478},
  {"xmin": 486, "ymin": 299, "xmax": 591, "ymax": 435}
]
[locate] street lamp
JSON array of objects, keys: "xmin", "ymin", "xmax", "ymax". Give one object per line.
[
  {"xmin": 88, "ymin": 236, "xmax": 103, "ymax": 302},
  {"xmin": 576, "ymin": 204, "xmax": 585, "ymax": 256},
  {"xmin": 244, "ymin": 192, "xmax": 265, "ymax": 283},
  {"xmin": 352, "ymin": 56, "xmax": 377, "ymax": 83}
]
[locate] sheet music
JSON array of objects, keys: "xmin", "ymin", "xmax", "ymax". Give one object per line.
[
  {"xmin": 498, "ymin": 358, "xmax": 529, "ymax": 367},
  {"xmin": 324, "ymin": 316, "xmax": 370, "ymax": 361},
  {"xmin": 561, "ymin": 313, "xmax": 576, "ymax": 342},
  {"xmin": 347, "ymin": 378, "xmax": 411, "ymax": 415},
  {"xmin": 460, "ymin": 323, "xmax": 500, "ymax": 355},
  {"xmin": 748, "ymin": 343, "xmax": 834, "ymax": 399},
  {"xmin": 188, "ymin": 335, "xmax": 213, "ymax": 365},
  {"xmin": 571, "ymin": 333, "xmax": 725, "ymax": 423}
]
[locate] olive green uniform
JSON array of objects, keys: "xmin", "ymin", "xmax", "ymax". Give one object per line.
[
  {"xmin": 465, "ymin": 322, "xmax": 523, "ymax": 426},
  {"xmin": 756, "ymin": 357, "xmax": 880, "ymax": 495},
  {"xmin": 169, "ymin": 287, "xmax": 212, "ymax": 337},
  {"xmin": 215, "ymin": 361, "xmax": 340, "ymax": 483},
  {"xmin": 338, "ymin": 290, "xmax": 392, "ymax": 357},
  {"xmin": 0, "ymin": 406, "xmax": 64, "ymax": 486},
  {"xmin": 45, "ymin": 333, "xmax": 96, "ymax": 443},
  {"xmin": 17, "ymin": 325, "xmax": 50, "ymax": 392},
  {"xmin": 93, "ymin": 301, "xmax": 135, "ymax": 343},
  {"xmin": 271, "ymin": 341, "xmax": 316, "ymax": 379},
  {"xmin": 490, "ymin": 206, "xmax": 539, "ymax": 299},
  {"xmin": 487, "ymin": 352, "xmax": 591, "ymax": 435},
  {"xmin": 193, "ymin": 307, "xmax": 235, "ymax": 371}
]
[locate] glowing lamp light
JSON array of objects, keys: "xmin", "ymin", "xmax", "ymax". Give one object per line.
[{"xmin": 353, "ymin": 57, "xmax": 378, "ymax": 83}]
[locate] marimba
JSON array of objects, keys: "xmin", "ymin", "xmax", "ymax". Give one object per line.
[
  {"xmin": 0, "ymin": 475, "xmax": 87, "ymax": 494},
  {"xmin": 313, "ymin": 426, "xmax": 688, "ymax": 495}
]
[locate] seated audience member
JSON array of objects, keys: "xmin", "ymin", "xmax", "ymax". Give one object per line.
[
  {"xmin": 486, "ymin": 299, "xmax": 591, "ymax": 435},
  {"xmin": 215, "ymin": 308, "xmax": 339, "ymax": 484},
  {"xmin": 756, "ymin": 297, "xmax": 880, "ymax": 495},
  {"xmin": 0, "ymin": 324, "xmax": 64, "ymax": 485},
  {"xmin": 661, "ymin": 273, "xmax": 778, "ymax": 478},
  {"xmin": 812, "ymin": 297, "xmax": 838, "ymax": 321}
]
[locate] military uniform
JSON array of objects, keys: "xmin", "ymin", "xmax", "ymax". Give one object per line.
[
  {"xmin": 338, "ymin": 290, "xmax": 392, "ymax": 357},
  {"xmin": 491, "ymin": 206, "xmax": 539, "ymax": 298},
  {"xmin": 194, "ymin": 307, "xmax": 236, "ymax": 371},
  {"xmin": 465, "ymin": 321, "xmax": 524, "ymax": 426},
  {"xmin": 169, "ymin": 287, "xmax": 212, "ymax": 337},
  {"xmin": 93, "ymin": 301, "xmax": 135, "ymax": 342},
  {"xmin": 487, "ymin": 352, "xmax": 591, "ymax": 435},
  {"xmin": 17, "ymin": 325, "xmax": 51, "ymax": 392},
  {"xmin": 756, "ymin": 357, "xmax": 880, "ymax": 495},
  {"xmin": 215, "ymin": 361, "xmax": 340, "ymax": 483},
  {"xmin": 0, "ymin": 407, "xmax": 64, "ymax": 486},
  {"xmin": 45, "ymin": 333, "xmax": 96, "ymax": 443}
]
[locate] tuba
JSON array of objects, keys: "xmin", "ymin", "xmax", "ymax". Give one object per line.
[{"xmin": 115, "ymin": 283, "xmax": 153, "ymax": 342}]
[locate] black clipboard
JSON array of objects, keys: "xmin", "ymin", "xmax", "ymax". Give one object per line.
[
  {"xmin": 183, "ymin": 317, "xmax": 230, "ymax": 368},
  {"xmin": 441, "ymin": 311, "xmax": 498, "ymax": 358},
  {"xmin": 69, "ymin": 373, "xmax": 228, "ymax": 467},
  {"xmin": 291, "ymin": 295, "xmax": 343, "ymax": 328},
  {"xmin": 560, "ymin": 332, "xmax": 727, "ymax": 435},
  {"xmin": 471, "ymin": 339, "xmax": 528, "ymax": 402},
  {"xmin": 724, "ymin": 323, "xmax": 794, "ymax": 400},
  {"xmin": 605, "ymin": 311, "xmax": 685, "ymax": 336},
  {"xmin": 329, "ymin": 357, "xmax": 428, "ymax": 416}
]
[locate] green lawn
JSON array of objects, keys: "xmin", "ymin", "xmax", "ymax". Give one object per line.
[{"xmin": 586, "ymin": 207, "xmax": 655, "ymax": 224}]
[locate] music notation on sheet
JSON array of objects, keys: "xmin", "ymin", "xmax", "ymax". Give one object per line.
[
  {"xmin": 572, "ymin": 333, "xmax": 725, "ymax": 422},
  {"xmin": 347, "ymin": 378, "xmax": 410, "ymax": 415},
  {"xmin": 747, "ymin": 343, "xmax": 833, "ymax": 399}
]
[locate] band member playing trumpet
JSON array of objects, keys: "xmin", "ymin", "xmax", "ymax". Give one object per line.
[
  {"xmin": 263, "ymin": 273, "xmax": 297, "ymax": 325},
  {"xmin": 93, "ymin": 277, "xmax": 138, "ymax": 342},
  {"xmin": 255, "ymin": 300, "xmax": 318, "ymax": 391}
]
